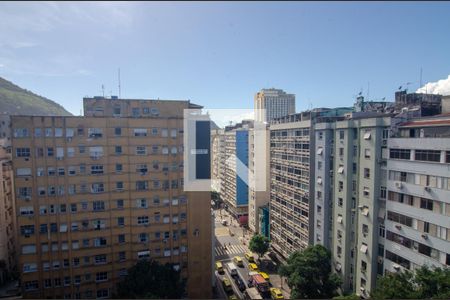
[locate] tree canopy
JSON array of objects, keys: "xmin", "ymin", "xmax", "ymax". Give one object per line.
[
  {"xmin": 115, "ymin": 260, "xmax": 185, "ymax": 299},
  {"xmin": 371, "ymin": 265, "xmax": 450, "ymax": 299},
  {"xmin": 279, "ymin": 244, "xmax": 342, "ymax": 299},
  {"xmin": 249, "ymin": 234, "xmax": 270, "ymax": 259}
]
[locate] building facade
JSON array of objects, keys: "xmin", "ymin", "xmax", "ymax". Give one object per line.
[
  {"xmin": 254, "ymin": 89, "xmax": 295, "ymax": 123},
  {"xmin": 12, "ymin": 97, "xmax": 212, "ymax": 299},
  {"xmin": 313, "ymin": 112, "xmax": 390, "ymax": 297},
  {"xmin": 248, "ymin": 127, "xmax": 270, "ymax": 234},
  {"xmin": 384, "ymin": 115, "xmax": 450, "ymax": 275},
  {"xmin": 0, "ymin": 146, "xmax": 16, "ymax": 285},
  {"xmin": 269, "ymin": 112, "xmax": 315, "ymax": 259}
]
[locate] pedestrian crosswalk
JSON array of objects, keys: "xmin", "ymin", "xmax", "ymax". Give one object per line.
[{"xmin": 214, "ymin": 244, "xmax": 247, "ymax": 257}]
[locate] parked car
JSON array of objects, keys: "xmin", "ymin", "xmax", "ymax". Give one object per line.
[{"xmin": 270, "ymin": 287, "xmax": 284, "ymax": 299}]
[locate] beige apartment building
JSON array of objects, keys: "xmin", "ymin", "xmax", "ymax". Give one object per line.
[
  {"xmin": 269, "ymin": 112, "xmax": 315, "ymax": 259},
  {"xmin": 12, "ymin": 97, "xmax": 212, "ymax": 299},
  {"xmin": 0, "ymin": 146, "xmax": 17, "ymax": 285}
]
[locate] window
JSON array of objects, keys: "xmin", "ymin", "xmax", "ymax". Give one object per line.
[
  {"xmin": 93, "ymin": 201, "xmax": 105, "ymax": 211},
  {"xmin": 117, "ymin": 217, "xmax": 125, "ymax": 226},
  {"xmin": 364, "ymin": 168, "xmax": 370, "ymax": 179},
  {"xmin": 339, "ymin": 130, "xmax": 344, "ymax": 140},
  {"xmin": 114, "ymin": 127, "xmax": 122, "ymax": 136},
  {"xmin": 138, "ymin": 216, "xmax": 149, "ymax": 224},
  {"xmin": 16, "ymin": 147, "xmax": 31, "ymax": 157},
  {"xmin": 89, "ymin": 146, "xmax": 103, "ymax": 158},
  {"xmin": 116, "ymin": 163, "xmax": 123, "ymax": 172},
  {"xmin": 132, "ymin": 107, "xmax": 140, "ymax": 117},
  {"xmin": 94, "ymin": 255, "xmax": 107, "ymax": 265},
  {"xmin": 116, "ymin": 181, "xmax": 124, "ymax": 190},
  {"xmin": 317, "ymin": 161, "xmax": 322, "ymax": 170},
  {"xmin": 136, "ymin": 146, "xmax": 146, "ymax": 155},
  {"xmin": 363, "ymin": 187, "xmax": 370, "ymax": 197},
  {"xmin": 94, "ymin": 237, "xmax": 107, "ymax": 247},
  {"xmin": 114, "ymin": 106, "xmax": 121, "ymax": 115},
  {"xmin": 137, "ymin": 198, "xmax": 148, "ymax": 208},
  {"xmin": 362, "ymin": 224, "xmax": 369, "ymax": 236},
  {"xmin": 161, "ymin": 128, "xmax": 168, "ymax": 137},
  {"xmin": 91, "ymin": 183, "xmax": 104, "ymax": 193},
  {"xmin": 363, "ymin": 130, "xmax": 371, "ymax": 140},
  {"xmin": 35, "ymin": 128, "xmax": 42, "ymax": 137},
  {"xmin": 338, "ymin": 181, "xmax": 343, "ymax": 191},
  {"xmin": 119, "ymin": 251, "xmax": 126, "ymax": 261},
  {"xmin": 118, "ymin": 234, "xmax": 125, "ymax": 243},
  {"xmin": 136, "ymin": 181, "xmax": 148, "ymax": 191},
  {"xmin": 67, "ymin": 147, "xmax": 75, "ymax": 157},
  {"xmin": 97, "ymin": 289, "xmax": 109, "ymax": 298},
  {"xmin": 88, "ymin": 128, "xmax": 103, "ymax": 138},
  {"xmin": 115, "ymin": 146, "xmax": 122, "ymax": 154},
  {"xmin": 139, "ymin": 233, "xmax": 148, "ymax": 242},
  {"xmin": 96, "ymin": 272, "xmax": 108, "ymax": 282},
  {"xmin": 338, "ymin": 198, "xmax": 343, "ymax": 207},
  {"xmin": 339, "ymin": 148, "xmax": 344, "ymax": 156},
  {"xmin": 446, "ymin": 151, "xmax": 450, "ymax": 163},
  {"xmin": 415, "ymin": 150, "xmax": 441, "ymax": 162},
  {"xmin": 134, "ymin": 128, "xmax": 147, "ymax": 137},
  {"xmin": 117, "ymin": 199, "xmax": 124, "ymax": 209},
  {"xmin": 22, "ymin": 244, "xmax": 37, "ymax": 254},
  {"xmin": 364, "ymin": 148, "xmax": 371, "ymax": 159},
  {"xmin": 170, "ymin": 129, "xmax": 177, "ymax": 138},
  {"xmin": 420, "ymin": 198, "xmax": 433, "ymax": 211},
  {"xmin": 380, "ymin": 186, "xmax": 387, "ymax": 199},
  {"xmin": 91, "ymin": 165, "xmax": 104, "ymax": 175},
  {"xmin": 390, "ymin": 148, "xmax": 411, "ymax": 160}
]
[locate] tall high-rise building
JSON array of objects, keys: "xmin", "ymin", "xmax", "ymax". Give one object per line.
[
  {"xmin": 0, "ymin": 145, "xmax": 16, "ymax": 285},
  {"xmin": 269, "ymin": 112, "xmax": 315, "ymax": 259},
  {"xmin": 384, "ymin": 115, "xmax": 450, "ymax": 275},
  {"xmin": 221, "ymin": 120, "xmax": 252, "ymax": 223},
  {"xmin": 12, "ymin": 97, "xmax": 212, "ymax": 299},
  {"xmin": 254, "ymin": 89, "xmax": 295, "ymax": 123}
]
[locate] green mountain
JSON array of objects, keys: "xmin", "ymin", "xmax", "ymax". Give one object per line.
[{"xmin": 0, "ymin": 76, "xmax": 72, "ymax": 116}]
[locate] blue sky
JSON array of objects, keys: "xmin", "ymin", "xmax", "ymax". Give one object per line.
[{"xmin": 1, "ymin": 1, "xmax": 450, "ymax": 116}]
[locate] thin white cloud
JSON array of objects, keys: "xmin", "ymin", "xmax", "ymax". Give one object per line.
[
  {"xmin": 416, "ymin": 75, "xmax": 450, "ymax": 96},
  {"xmin": 205, "ymin": 109, "xmax": 255, "ymax": 128}
]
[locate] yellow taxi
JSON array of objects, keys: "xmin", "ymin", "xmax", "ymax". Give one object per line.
[
  {"xmin": 248, "ymin": 263, "xmax": 258, "ymax": 271},
  {"xmin": 222, "ymin": 277, "xmax": 232, "ymax": 292},
  {"xmin": 245, "ymin": 251, "xmax": 255, "ymax": 262},
  {"xmin": 259, "ymin": 271, "xmax": 270, "ymax": 281},
  {"xmin": 215, "ymin": 261, "xmax": 224, "ymax": 274},
  {"xmin": 270, "ymin": 287, "xmax": 284, "ymax": 299},
  {"xmin": 233, "ymin": 256, "xmax": 244, "ymax": 267}
]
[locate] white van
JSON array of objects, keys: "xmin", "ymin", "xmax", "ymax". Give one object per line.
[{"xmin": 227, "ymin": 262, "xmax": 238, "ymax": 276}]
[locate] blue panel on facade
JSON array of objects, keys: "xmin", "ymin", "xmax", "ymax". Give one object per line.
[
  {"xmin": 235, "ymin": 130, "xmax": 248, "ymax": 206},
  {"xmin": 195, "ymin": 121, "xmax": 211, "ymax": 179}
]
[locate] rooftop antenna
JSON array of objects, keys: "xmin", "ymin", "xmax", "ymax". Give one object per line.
[
  {"xmin": 118, "ymin": 68, "xmax": 121, "ymax": 98},
  {"xmin": 101, "ymin": 84, "xmax": 105, "ymax": 98},
  {"xmin": 367, "ymin": 82, "xmax": 370, "ymax": 100}
]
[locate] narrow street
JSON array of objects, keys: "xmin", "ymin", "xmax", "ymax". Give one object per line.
[{"xmin": 213, "ymin": 208, "xmax": 290, "ymax": 299}]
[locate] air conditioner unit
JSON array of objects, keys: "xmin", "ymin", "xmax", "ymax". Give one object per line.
[
  {"xmin": 421, "ymin": 233, "xmax": 428, "ymax": 240},
  {"xmin": 360, "ymin": 287, "xmax": 365, "ymax": 292},
  {"xmin": 393, "ymin": 264, "xmax": 401, "ymax": 270},
  {"xmin": 424, "ymin": 186, "xmax": 431, "ymax": 192},
  {"xmin": 395, "ymin": 224, "xmax": 402, "ymax": 230},
  {"xmin": 382, "ymin": 139, "xmax": 387, "ymax": 146},
  {"xmin": 395, "ymin": 182, "xmax": 403, "ymax": 189},
  {"xmin": 378, "ymin": 257, "xmax": 384, "ymax": 263}
]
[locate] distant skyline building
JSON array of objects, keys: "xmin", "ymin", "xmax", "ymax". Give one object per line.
[{"xmin": 254, "ymin": 88, "xmax": 296, "ymax": 123}]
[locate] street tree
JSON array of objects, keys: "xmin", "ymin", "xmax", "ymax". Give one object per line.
[
  {"xmin": 279, "ymin": 244, "xmax": 342, "ymax": 299},
  {"xmin": 249, "ymin": 234, "xmax": 270, "ymax": 260},
  {"xmin": 371, "ymin": 265, "xmax": 450, "ymax": 299},
  {"xmin": 115, "ymin": 260, "xmax": 185, "ymax": 299}
]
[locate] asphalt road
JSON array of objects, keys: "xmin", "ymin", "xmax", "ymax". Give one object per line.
[{"xmin": 214, "ymin": 209, "xmax": 268, "ymax": 299}]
